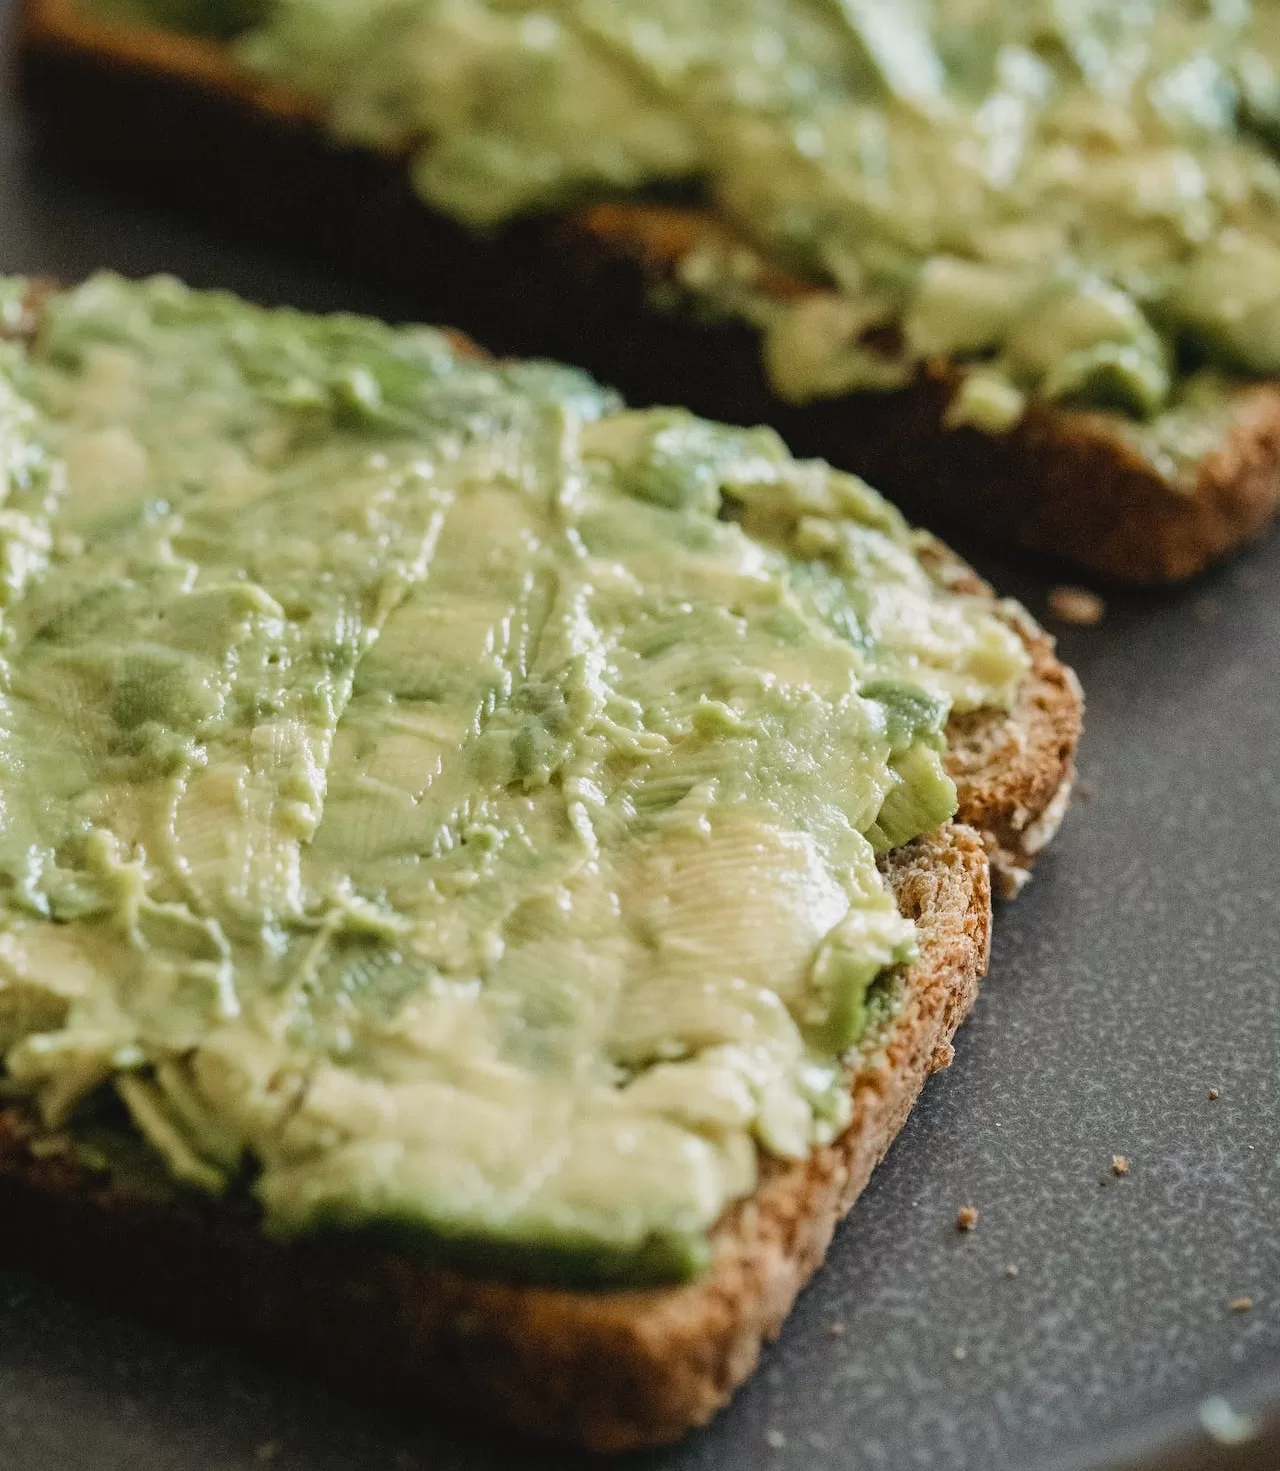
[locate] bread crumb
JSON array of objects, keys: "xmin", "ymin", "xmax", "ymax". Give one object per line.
[
  {"xmin": 1048, "ymin": 586, "xmax": 1105, "ymax": 625},
  {"xmin": 1200, "ymin": 1396, "xmax": 1255, "ymax": 1445},
  {"xmin": 952, "ymin": 1345, "xmax": 967, "ymax": 1362},
  {"xmin": 955, "ymin": 1205, "xmax": 979, "ymax": 1231},
  {"xmin": 1111, "ymin": 1154, "xmax": 1129, "ymax": 1176},
  {"xmin": 828, "ymin": 1320, "xmax": 845, "ymax": 1337},
  {"xmin": 1209, "ymin": 1088, "xmax": 1220, "ymax": 1100},
  {"xmin": 928, "ymin": 1040, "xmax": 955, "ymax": 1073},
  {"xmin": 1229, "ymin": 1296, "xmax": 1254, "ymax": 1313},
  {"xmin": 1004, "ymin": 1263, "xmax": 1020, "ymax": 1278},
  {"xmin": 765, "ymin": 1428, "xmax": 786, "ymax": 1450}
]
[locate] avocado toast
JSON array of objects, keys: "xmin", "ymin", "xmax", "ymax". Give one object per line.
[
  {"xmin": 0, "ymin": 274, "xmax": 1079, "ymax": 1449},
  {"xmin": 16, "ymin": 0, "xmax": 1280, "ymax": 582}
]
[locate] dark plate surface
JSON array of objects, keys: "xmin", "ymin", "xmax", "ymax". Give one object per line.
[{"xmin": 0, "ymin": 12, "xmax": 1278, "ymax": 1469}]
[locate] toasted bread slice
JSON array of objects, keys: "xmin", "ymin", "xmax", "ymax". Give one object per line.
[
  {"xmin": 15, "ymin": 0, "xmax": 1280, "ymax": 584},
  {"xmin": 0, "ymin": 282, "xmax": 1080, "ymax": 1448}
]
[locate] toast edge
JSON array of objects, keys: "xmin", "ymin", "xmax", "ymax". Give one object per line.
[{"xmin": 928, "ymin": 548, "xmax": 1084, "ymax": 896}]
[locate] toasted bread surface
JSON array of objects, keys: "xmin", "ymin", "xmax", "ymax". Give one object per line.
[
  {"xmin": 16, "ymin": 0, "xmax": 1280, "ymax": 583},
  {"xmin": 0, "ymin": 824, "xmax": 989, "ymax": 1452}
]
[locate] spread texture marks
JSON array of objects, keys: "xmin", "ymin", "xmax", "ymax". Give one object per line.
[{"xmin": 0, "ymin": 275, "xmax": 1026, "ymax": 1283}]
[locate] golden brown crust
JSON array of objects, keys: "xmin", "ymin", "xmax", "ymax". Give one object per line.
[
  {"xmin": 19, "ymin": 0, "xmax": 1280, "ymax": 582},
  {"xmin": 896, "ymin": 363, "xmax": 1280, "ymax": 586},
  {"xmin": 950, "ymin": 622, "xmax": 1082, "ymax": 896},
  {"xmin": 921, "ymin": 544, "xmax": 1083, "ymax": 894},
  {"xmin": 0, "ymin": 825, "xmax": 989, "ymax": 1452}
]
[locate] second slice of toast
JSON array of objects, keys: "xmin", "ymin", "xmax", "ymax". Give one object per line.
[{"xmin": 15, "ymin": 0, "xmax": 1280, "ymax": 584}]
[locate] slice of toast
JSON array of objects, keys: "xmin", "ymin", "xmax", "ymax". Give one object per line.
[
  {"xmin": 15, "ymin": 0, "xmax": 1280, "ymax": 584},
  {"xmin": 0, "ymin": 282, "xmax": 1080, "ymax": 1451}
]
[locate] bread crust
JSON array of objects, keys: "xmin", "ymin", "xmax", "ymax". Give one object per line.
[
  {"xmin": 0, "ymin": 252, "xmax": 1079, "ymax": 1456},
  {"xmin": 923, "ymin": 544, "xmax": 1083, "ymax": 894},
  {"xmin": 0, "ymin": 824, "xmax": 989, "ymax": 1452},
  {"xmin": 16, "ymin": 0, "xmax": 1280, "ymax": 583}
]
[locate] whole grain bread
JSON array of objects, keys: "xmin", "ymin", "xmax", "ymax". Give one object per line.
[
  {"xmin": 15, "ymin": 0, "xmax": 1280, "ymax": 583},
  {"xmin": 0, "ymin": 284, "xmax": 1080, "ymax": 1448}
]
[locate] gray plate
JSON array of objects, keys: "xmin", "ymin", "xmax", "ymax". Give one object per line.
[{"xmin": 0, "ymin": 20, "xmax": 1278, "ymax": 1471}]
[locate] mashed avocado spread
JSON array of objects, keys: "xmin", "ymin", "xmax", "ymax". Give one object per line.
[
  {"xmin": 84, "ymin": 0, "xmax": 1280, "ymax": 440},
  {"xmin": 0, "ymin": 275, "xmax": 1026, "ymax": 1282}
]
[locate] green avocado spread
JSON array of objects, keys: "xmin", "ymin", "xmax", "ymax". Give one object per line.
[
  {"xmin": 85, "ymin": 0, "xmax": 1280, "ymax": 444},
  {"xmin": 0, "ymin": 275, "xmax": 1026, "ymax": 1282}
]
